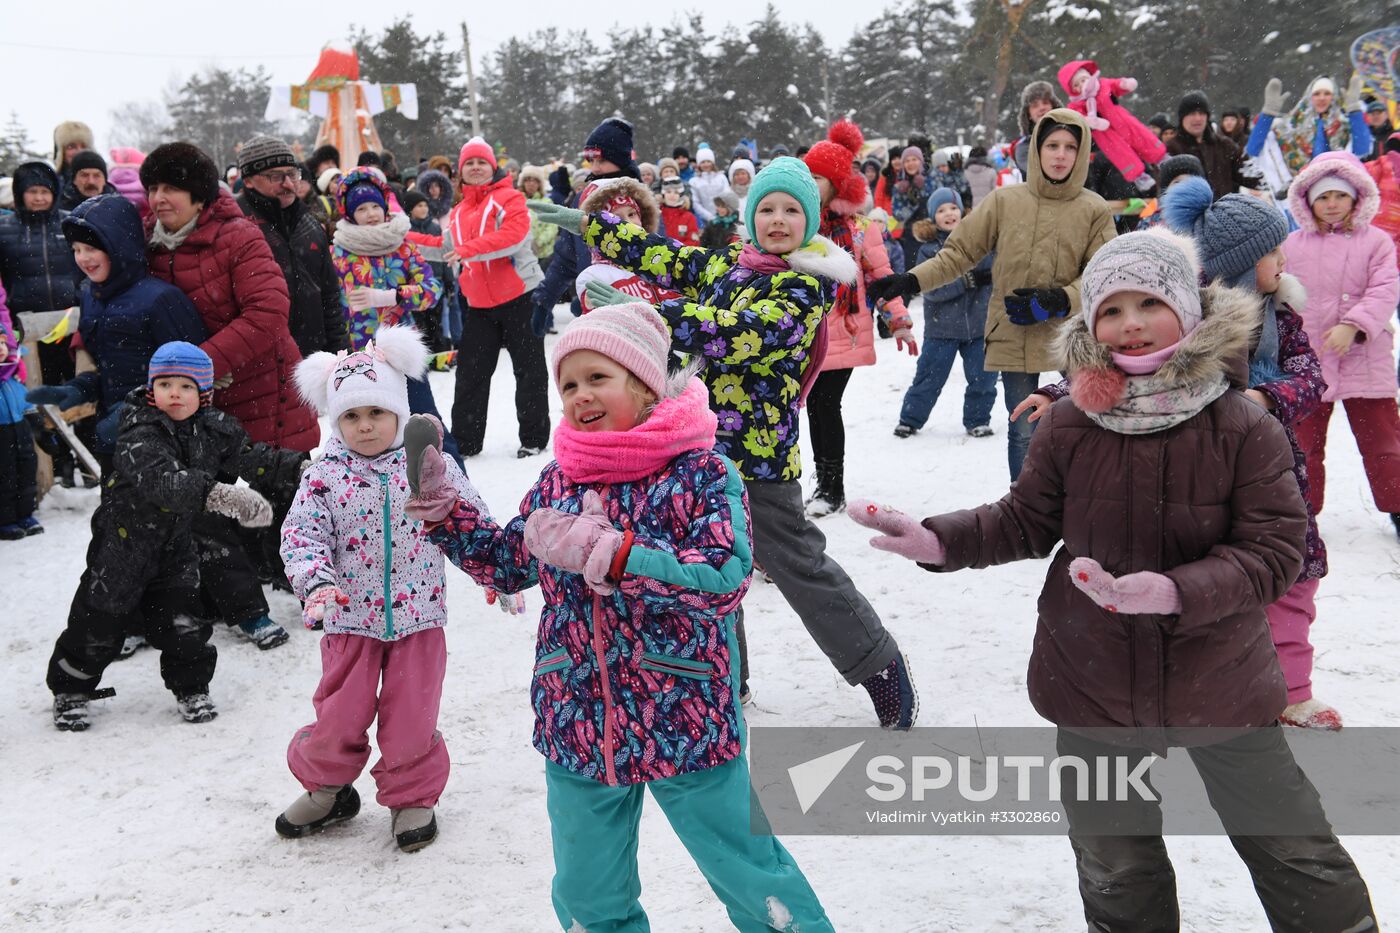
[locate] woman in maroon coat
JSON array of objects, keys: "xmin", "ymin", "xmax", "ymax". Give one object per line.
[
  {"xmin": 141, "ymin": 142, "xmax": 318, "ymax": 453},
  {"xmin": 139, "ymin": 142, "xmax": 317, "ymax": 651}
]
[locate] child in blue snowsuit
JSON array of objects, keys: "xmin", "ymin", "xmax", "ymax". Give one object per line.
[{"xmin": 895, "ymin": 188, "xmax": 999, "ymax": 438}]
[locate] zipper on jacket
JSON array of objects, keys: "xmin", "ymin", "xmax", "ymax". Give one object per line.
[
  {"xmin": 41, "ymin": 218, "xmax": 56, "ymax": 312},
  {"xmin": 590, "ymin": 593, "xmax": 618, "ymax": 786},
  {"xmin": 380, "ymin": 472, "xmax": 395, "ymax": 638}
]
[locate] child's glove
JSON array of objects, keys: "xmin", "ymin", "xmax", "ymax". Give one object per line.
[
  {"xmin": 1261, "ymin": 78, "xmax": 1294, "ymax": 118},
  {"xmin": 1068, "ymin": 557, "xmax": 1182, "ymax": 615},
  {"xmin": 302, "ymin": 585, "xmax": 350, "ymax": 628},
  {"xmin": 870, "ymin": 273, "xmax": 921, "ymax": 304},
  {"xmin": 205, "ymin": 483, "xmax": 273, "ymax": 527},
  {"xmin": 485, "ymin": 588, "xmax": 527, "ymax": 615},
  {"xmin": 585, "ymin": 280, "xmax": 633, "ymax": 310},
  {"xmin": 1004, "ymin": 287, "xmax": 1069, "ymax": 325},
  {"xmin": 892, "ymin": 327, "xmax": 918, "ymax": 356},
  {"xmin": 526, "ymin": 200, "xmax": 586, "ymax": 233},
  {"xmin": 523, "ymin": 491, "xmax": 627, "ymax": 595},
  {"xmin": 846, "ymin": 499, "xmax": 946, "ymax": 565},
  {"xmin": 530, "ymin": 299, "xmax": 554, "ymax": 338},
  {"xmin": 971, "ymin": 267, "xmax": 994, "ymax": 287},
  {"xmin": 1342, "ymin": 73, "xmax": 1365, "ymax": 113},
  {"xmin": 26, "ymin": 383, "xmax": 85, "ymax": 410},
  {"xmin": 404, "ymin": 414, "xmax": 459, "ymax": 524},
  {"xmin": 1118, "ymin": 76, "xmax": 1138, "ymax": 93}
]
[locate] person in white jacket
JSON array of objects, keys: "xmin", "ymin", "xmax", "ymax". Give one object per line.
[{"xmin": 688, "ymin": 146, "xmax": 730, "ymax": 223}]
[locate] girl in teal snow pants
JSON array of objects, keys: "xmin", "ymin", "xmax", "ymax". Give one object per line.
[{"xmin": 409, "ymin": 301, "xmax": 832, "ymax": 931}]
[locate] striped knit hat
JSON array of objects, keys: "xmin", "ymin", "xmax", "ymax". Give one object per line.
[
  {"xmin": 148, "ymin": 341, "xmax": 215, "ymax": 406},
  {"xmin": 552, "ymin": 302, "xmax": 670, "ymax": 397}
]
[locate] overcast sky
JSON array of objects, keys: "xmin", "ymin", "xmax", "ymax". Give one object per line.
[{"xmin": 1, "ymin": 1, "xmax": 868, "ymax": 159}]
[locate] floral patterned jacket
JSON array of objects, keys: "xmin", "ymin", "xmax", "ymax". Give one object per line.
[
  {"xmin": 429, "ymin": 450, "xmax": 752, "ymax": 786},
  {"xmin": 582, "ymin": 212, "xmax": 858, "ymax": 481}
]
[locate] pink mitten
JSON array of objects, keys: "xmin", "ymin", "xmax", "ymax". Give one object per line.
[
  {"xmin": 405, "ymin": 415, "xmax": 459, "ymax": 524},
  {"xmin": 1068, "ymin": 557, "xmax": 1182, "ymax": 614},
  {"xmin": 524, "ymin": 491, "xmax": 626, "ymax": 594},
  {"xmin": 846, "ymin": 499, "xmax": 946, "ymax": 565},
  {"xmin": 303, "ymin": 585, "xmax": 350, "ymax": 628},
  {"xmin": 1119, "ymin": 76, "xmax": 1138, "ymax": 93}
]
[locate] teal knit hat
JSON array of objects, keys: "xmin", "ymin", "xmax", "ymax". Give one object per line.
[{"xmin": 744, "ymin": 156, "xmax": 820, "ymax": 252}]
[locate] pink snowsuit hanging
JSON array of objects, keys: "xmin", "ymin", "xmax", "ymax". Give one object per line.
[{"xmin": 1057, "ymin": 59, "xmax": 1166, "ymax": 183}]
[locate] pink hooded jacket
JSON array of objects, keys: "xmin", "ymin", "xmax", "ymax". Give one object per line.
[{"xmin": 1284, "ymin": 150, "xmax": 1400, "ymax": 401}]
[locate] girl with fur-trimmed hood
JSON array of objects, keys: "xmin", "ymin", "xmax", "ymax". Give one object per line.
[
  {"xmin": 849, "ymin": 228, "xmax": 1376, "ymax": 932},
  {"xmin": 572, "ymin": 178, "xmax": 679, "ymax": 313}
]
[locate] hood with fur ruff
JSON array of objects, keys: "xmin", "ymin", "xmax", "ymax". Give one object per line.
[
  {"xmin": 581, "ymin": 176, "xmax": 660, "ymax": 233},
  {"xmin": 1286, "ymin": 150, "xmax": 1379, "ymax": 233}
]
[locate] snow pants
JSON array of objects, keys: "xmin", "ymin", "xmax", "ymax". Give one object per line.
[
  {"xmin": 287, "ymin": 627, "xmax": 449, "ymax": 809},
  {"xmin": 1294, "ymin": 397, "xmax": 1400, "ymax": 514},
  {"xmin": 195, "ymin": 511, "xmax": 269, "ymax": 626},
  {"xmin": 743, "ymin": 479, "xmax": 897, "ymax": 685},
  {"xmin": 545, "ymin": 755, "xmax": 833, "ymax": 933},
  {"xmin": 1093, "ymin": 121, "xmax": 1167, "ymax": 183},
  {"xmin": 1056, "ymin": 727, "xmax": 1375, "ymax": 933},
  {"xmin": 450, "ymin": 290, "xmax": 550, "ymax": 455},
  {"xmin": 48, "ymin": 582, "xmax": 216, "ymax": 697},
  {"xmin": 1266, "ymin": 577, "xmax": 1321, "ymax": 704},
  {"xmin": 0, "ymin": 412, "xmax": 37, "ymax": 526}
]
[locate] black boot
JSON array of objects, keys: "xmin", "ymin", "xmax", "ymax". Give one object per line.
[{"xmin": 804, "ymin": 459, "xmax": 845, "ymax": 518}]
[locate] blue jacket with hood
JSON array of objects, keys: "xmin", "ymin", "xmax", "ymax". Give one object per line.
[{"xmin": 63, "ymin": 194, "xmax": 206, "ymax": 446}]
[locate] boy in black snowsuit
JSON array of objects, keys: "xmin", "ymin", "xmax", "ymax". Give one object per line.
[{"xmin": 46, "ymin": 342, "xmax": 304, "ymax": 731}]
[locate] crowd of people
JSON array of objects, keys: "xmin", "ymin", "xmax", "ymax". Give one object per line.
[{"xmin": 1, "ymin": 54, "xmax": 1396, "ymax": 930}]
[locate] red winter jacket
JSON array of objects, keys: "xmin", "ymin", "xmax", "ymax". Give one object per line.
[
  {"xmin": 146, "ymin": 192, "xmax": 320, "ymax": 452},
  {"xmin": 448, "ymin": 176, "xmax": 543, "ymax": 309}
]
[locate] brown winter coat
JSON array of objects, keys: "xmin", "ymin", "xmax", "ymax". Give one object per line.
[
  {"xmin": 1166, "ymin": 128, "xmax": 1262, "ymax": 200},
  {"xmin": 923, "ymin": 284, "xmax": 1306, "ymax": 750},
  {"xmin": 909, "ymin": 109, "xmax": 1116, "ymax": 373},
  {"xmin": 146, "ymin": 192, "xmax": 320, "ymax": 452}
]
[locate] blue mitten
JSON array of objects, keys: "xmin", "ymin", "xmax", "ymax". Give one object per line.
[{"xmin": 1004, "ymin": 288, "xmax": 1070, "ymax": 325}]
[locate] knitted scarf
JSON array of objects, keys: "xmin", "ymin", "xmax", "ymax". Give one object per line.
[
  {"xmin": 332, "ymin": 212, "xmax": 411, "ymax": 257},
  {"xmin": 1084, "ymin": 366, "xmax": 1228, "ymax": 435},
  {"xmin": 149, "ymin": 215, "xmax": 198, "ymax": 251},
  {"xmin": 822, "ymin": 211, "xmax": 859, "ymax": 323},
  {"xmin": 1248, "ymin": 297, "xmax": 1284, "ymax": 387},
  {"xmin": 553, "ymin": 377, "xmax": 718, "ymax": 484}
]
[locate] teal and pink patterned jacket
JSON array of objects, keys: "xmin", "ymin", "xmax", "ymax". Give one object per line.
[{"xmin": 429, "ymin": 449, "xmax": 752, "ymax": 786}]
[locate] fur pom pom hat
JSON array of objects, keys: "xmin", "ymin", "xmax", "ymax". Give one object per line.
[
  {"xmin": 1160, "ymin": 175, "xmax": 1288, "ymax": 287},
  {"xmin": 551, "ymin": 302, "xmax": 671, "ymax": 398},
  {"xmin": 1080, "ymin": 227, "xmax": 1204, "ymax": 336},
  {"xmin": 294, "ymin": 326, "xmax": 429, "ymax": 448},
  {"xmin": 803, "ymin": 119, "xmax": 869, "ymax": 215}
]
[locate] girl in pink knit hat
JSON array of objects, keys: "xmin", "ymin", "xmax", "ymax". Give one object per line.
[{"xmin": 405, "ymin": 302, "xmax": 833, "ymax": 931}]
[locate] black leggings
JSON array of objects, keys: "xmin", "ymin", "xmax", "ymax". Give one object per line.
[{"xmin": 805, "ymin": 368, "xmax": 853, "ymax": 464}]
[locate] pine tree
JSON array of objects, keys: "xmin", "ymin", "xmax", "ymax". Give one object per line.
[
  {"xmin": 166, "ymin": 67, "xmax": 280, "ymax": 166},
  {"xmin": 0, "ymin": 111, "xmax": 38, "ymax": 175}
]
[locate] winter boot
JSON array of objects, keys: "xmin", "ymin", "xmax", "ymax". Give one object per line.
[
  {"xmin": 176, "ymin": 692, "xmax": 218, "ymax": 723},
  {"xmin": 53, "ymin": 687, "xmax": 115, "ymax": 732},
  {"xmin": 235, "ymin": 615, "xmax": 290, "ymax": 650},
  {"xmin": 967, "ymin": 425, "xmax": 994, "ymax": 438},
  {"xmin": 392, "ymin": 807, "xmax": 438, "ymax": 852},
  {"xmin": 18, "ymin": 515, "xmax": 44, "ymax": 536},
  {"xmin": 516, "ymin": 445, "xmax": 544, "ymax": 459},
  {"xmin": 0, "ymin": 523, "xmax": 25, "ymax": 541},
  {"xmin": 893, "ymin": 423, "xmax": 918, "ymax": 439},
  {"xmin": 275, "ymin": 785, "xmax": 361, "ymax": 839},
  {"xmin": 1391, "ymin": 513, "xmax": 1400, "ymax": 542},
  {"xmin": 860, "ymin": 651, "xmax": 919, "ymax": 730},
  {"xmin": 804, "ymin": 460, "xmax": 845, "ymax": 518},
  {"xmin": 1280, "ymin": 698, "xmax": 1343, "ymax": 731}
]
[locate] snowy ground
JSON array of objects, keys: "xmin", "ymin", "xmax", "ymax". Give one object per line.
[{"xmin": 5, "ymin": 305, "xmax": 1398, "ymax": 931}]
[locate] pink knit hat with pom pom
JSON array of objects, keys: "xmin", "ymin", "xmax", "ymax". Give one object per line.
[{"xmin": 551, "ymin": 302, "xmax": 671, "ymax": 398}]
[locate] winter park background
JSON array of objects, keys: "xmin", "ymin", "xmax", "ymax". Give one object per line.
[
  {"xmin": 3, "ymin": 0, "xmax": 1400, "ymax": 929},
  {"xmin": 5, "ymin": 343, "xmax": 1398, "ymax": 930}
]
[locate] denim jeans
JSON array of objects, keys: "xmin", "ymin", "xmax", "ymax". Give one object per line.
[
  {"xmin": 1000, "ymin": 370, "xmax": 1042, "ymax": 481},
  {"xmin": 898, "ymin": 336, "xmax": 999, "ymax": 431}
]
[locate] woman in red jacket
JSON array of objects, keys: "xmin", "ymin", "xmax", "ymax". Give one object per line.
[
  {"xmin": 433, "ymin": 136, "xmax": 549, "ymax": 459},
  {"xmin": 141, "ymin": 142, "xmax": 319, "ymax": 651}
]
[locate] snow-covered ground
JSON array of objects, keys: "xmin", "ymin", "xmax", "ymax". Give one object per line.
[{"xmin": 5, "ymin": 312, "xmax": 1398, "ymax": 931}]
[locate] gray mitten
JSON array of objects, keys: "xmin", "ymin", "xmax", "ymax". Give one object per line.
[
  {"xmin": 1343, "ymin": 73, "xmax": 1365, "ymax": 113},
  {"xmin": 1261, "ymin": 78, "xmax": 1293, "ymax": 118},
  {"xmin": 205, "ymin": 483, "xmax": 273, "ymax": 527}
]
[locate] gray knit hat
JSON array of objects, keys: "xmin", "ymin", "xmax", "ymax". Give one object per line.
[
  {"xmin": 1160, "ymin": 175, "xmax": 1288, "ymax": 288},
  {"xmin": 1081, "ymin": 228, "xmax": 1204, "ymax": 336},
  {"xmin": 237, "ymin": 134, "xmax": 298, "ymax": 178}
]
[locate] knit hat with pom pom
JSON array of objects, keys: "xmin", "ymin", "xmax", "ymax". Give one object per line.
[
  {"xmin": 1160, "ymin": 175, "xmax": 1288, "ymax": 288},
  {"xmin": 294, "ymin": 326, "xmax": 428, "ymax": 447},
  {"xmin": 803, "ymin": 119, "xmax": 869, "ymax": 213},
  {"xmin": 551, "ymin": 302, "xmax": 670, "ymax": 398}
]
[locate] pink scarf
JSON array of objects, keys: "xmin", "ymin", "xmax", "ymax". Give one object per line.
[
  {"xmin": 553, "ymin": 378, "xmax": 719, "ymax": 483},
  {"xmin": 738, "ymin": 243, "xmax": 790, "ymax": 273}
]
